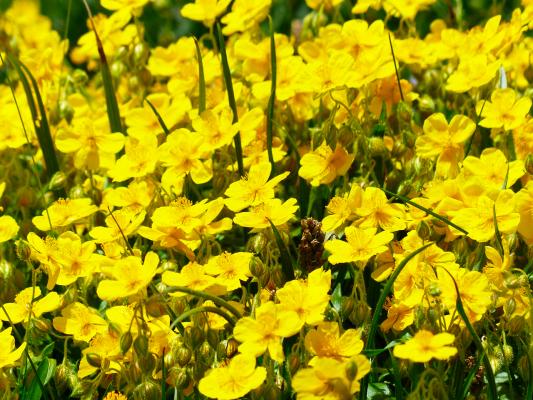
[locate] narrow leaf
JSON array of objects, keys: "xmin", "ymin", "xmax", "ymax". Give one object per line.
[
  {"xmin": 7, "ymin": 55, "xmax": 61, "ymax": 180},
  {"xmin": 82, "ymin": 0, "xmax": 123, "ymax": 133},
  {"xmin": 268, "ymin": 219, "xmax": 295, "ymax": 281},
  {"xmin": 23, "ymin": 356, "xmax": 56, "ymax": 400},
  {"xmin": 383, "ymin": 188, "xmax": 468, "ymax": 234},
  {"xmin": 438, "ymin": 267, "xmax": 498, "ymax": 400},
  {"xmin": 266, "ymin": 17, "xmax": 276, "ymax": 175},
  {"xmin": 144, "ymin": 98, "xmax": 170, "ymax": 134},
  {"xmin": 388, "ymin": 33, "xmax": 404, "ymax": 102},
  {"xmin": 216, "ymin": 22, "xmax": 244, "ymax": 177},
  {"xmin": 194, "ymin": 38, "xmax": 206, "ymax": 114},
  {"xmin": 360, "ymin": 243, "xmax": 433, "ymax": 399}
]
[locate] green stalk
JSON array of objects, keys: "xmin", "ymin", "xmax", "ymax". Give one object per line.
[
  {"xmin": 383, "ymin": 188, "xmax": 468, "ymax": 234},
  {"xmin": 194, "ymin": 38, "xmax": 206, "ymax": 114},
  {"xmin": 167, "ymin": 286, "xmax": 242, "ymax": 319},
  {"xmin": 268, "ymin": 219, "xmax": 295, "ymax": 282},
  {"xmin": 266, "ymin": 17, "xmax": 276, "ymax": 175},
  {"xmin": 360, "ymin": 243, "xmax": 433, "ymax": 399},
  {"xmin": 144, "ymin": 98, "xmax": 170, "ymax": 134},
  {"xmin": 215, "ymin": 22, "xmax": 244, "ymax": 177},
  {"xmin": 82, "ymin": 0, "xmax": 123, "ymax": 134},
  {"xmin": 388, "ymin": 33, "xmax": 404, "ymax": 102},
  {"xmin": 438, "ymin": 267, "xmax": 498, "ymax": 400},
  {"xmin": 170, "ymin": 306, "xmax": 236, "ymax": 329},
  {"xmin": 6, "ymin": 55, "xmax": 61, "ymax": 180}
]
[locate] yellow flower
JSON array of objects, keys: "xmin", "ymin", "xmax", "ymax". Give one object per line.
[
  {"xmin": 384, "ymin": 0, "xmax": 436, "ymax": 20},
  {"xmin": 416, "ymin": 113, "xmax": 476, "ymax": 177},
  {"xmin": 108, "ymin": 135, "xmax": 159, "ymax": 182},
  {"xmin": 199, "ymin": 353, "xmax": 266, "ymax": 399},
  {"xmin": 52, "ymin": 232, "xmax": 102, "ymax": 286},
  {"xmin": 305, "ymin": 322, "xmax": 364, "ymax": 364},
  {"xmin": 276, "ymin": 268, "xmax": 331, "ymax": 326},
  {"xmin": 224, "ymin": 162, "xmax": 289, "ymax": 212},
  {"xmin": 516, "ymin": 181, "xmax": 533, "ymax": 244},
  {"xmin": 89, "ymin": 208, "xmax": 146, "ymax": 244},
  {"xmin": 439, "ymin": 268, "xmax": 492, "ymax": 323},
  {"xmin": 193, "ymin": 108, "xmax": 239, "ymax": 152},
  {"xmin": 55, "ymin": 117, "xmax": 125, "ymax": 170},
  {"xmin": 325, "ymin": 226, "xmax": 393, "ymax": 264},
  {"xmin": 381, "ymin": 302, "xmax": 415, "ymax": 332},
  {"xmin": 0, "ymin": 215, "xmax": 19, "ymax": 243},
  {"xmin": 446, "ymin": 54, "xmax": 500, "ymax": 93},
  {"xmin": 299, "ymin": 142, "xmax": 354, "ymax": 187},
  {"xmin": 221, "ymin": 0, "xmax": 271, "ymax": 35},
  {"xmin": 449, "ymin": 189, "xmax": 520, "ymax": 242},
  {"xmin": 0, "ymin": 328, "xmax": 26, "ymax": 369},
  {"xmin": 104, "ymin": 180, "xmax": 154, "ymax": 211},
  {"xmin": 158, "ymin": 128, "xmax": 213, "ymax": 186},
  {"xmin": 292, "ymin": 355, "xmax": 371, "ymax": 398},
  {"xmin": 306, "ymin": 0, "xmax": 344, "ymax": 11},
  {"xmin": 78, "ymin": 331, "xmax": 121, "ymax": 379},
  {"xmin": 162, "ymin": 262, "xmax": 223, "ymax": 296},
  {"xmin": 0, "ymin": 287, "xmax": 61, "ymax": 324},
  {"xmin": 101, "ymin": 0, "xmax": 150, "ymax": 12},
  {"xmin": 233, "ymin": 301, "xmax": 303, "ymax": 362},
  {"xmin": 205, "ymin": 252, "xmax": 253, "ymax": 291},
  {"xmin": 322, "ymin": 184, "xmax": 362, "ymax": 232},
  {"xmin": 233, "ymin": 198, "xmax": 298, "ymax": 229},
  {"xmin": 53, "ymin": 302, "xmax": 107, "ymax": 342},
  {"xmin": 103, "ymin": 392, "xmax": 128, "ymax": 400},
  {"xmin": 356, "ymin": 187, "xmax": 406, "ymax": 232},
  {"xmin": 393, "ymin": 330, "xmax": 457, "ymax": 362},
  {"xmin": 32, "ymin": 198, "xmax": 98, "ymax": 231},
  {"xmin": 477, "ymin": 88, "xmax": 532, "ymax": 130},
  {"xmin": 181, "ymin": 0, "xmax": 232, "ymax": 27},
  {"xmin": 462, "ymin": 148, "xmax": 525, "ymax": 191},
  {"xmin": 97, "ymin": 252, "xmax": 159, "ymax": 301}
]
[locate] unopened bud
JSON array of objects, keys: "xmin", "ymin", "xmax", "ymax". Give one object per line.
[
  {"xmin": 345, "ymin": 359, "xmax": 358, "ymax": 381},
  {"xmin": 133, "ymin": 335, "xmax": 149, "ymax": 356},
  {"xmin": 226, "ymin": 338, "xmax": 239, "ymax": 358},
  {"xmin": 86, "ymin": 353, "xmax": 102, "ymax": 368},
  {"xmin": 249, "ymin": 257, "xmax": 266, "ymax": 278},
  {"xmin": 120, "ymin": 331, "xmax": 133, "ymax": 354},
  {"xmin": 416, "ymin": 220, "xmax": 432, "ymax": 241},
  {"xmin": 184, "ymin": 326, "xmax": 204, "ymax": 350},
  {"xmin": 368, "ymin": 137, "xmax": 388, "ymax": 158},
  {"xmin": 176, "ymin": 346, "xmax": 192, "ymax": 367}
]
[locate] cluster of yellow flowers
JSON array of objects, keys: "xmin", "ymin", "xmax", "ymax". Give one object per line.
[{"xmin": 0, "ymin": 0, "xmax": 532, "ymax": 399}]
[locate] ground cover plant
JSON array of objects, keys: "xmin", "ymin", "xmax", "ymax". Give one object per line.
[{"xmin": 0, "ymin": 0, "xmax": 532, "ymax": 399}]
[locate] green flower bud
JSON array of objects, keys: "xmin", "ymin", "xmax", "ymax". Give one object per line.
[
  {"xmin": 133, "ymin": 335, "xmax": 149, "ymax": 356},
  {"xmin": 120, "ymin": 331, "xmax": 133, "ymax": 354}
]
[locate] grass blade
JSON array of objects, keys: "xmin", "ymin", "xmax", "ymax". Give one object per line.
[
  {"xmin": 7, "ymin": 55, "xmax": 61, "ymax": 180},
  {"xmin": 82, "ymin": 0, "xmax": 123, "ymax": 133},
  {"xmin": 382, "ymin": 188, "xmax": 468, "ymax": 235},
  {"xmin": 266, "ymin": 17, "xmax": 276, "ymax": 175},
  {"xmin": 360, "ymin": 243, "xmax": 433, "ymax": 399},
  {"xmin": 388, "ymin": 33, "xmax": 404, "ymax": 102},
  {"xmin": 492, "ymin": 203, "xmax": 504, "ymax": 256},
  {"xmin": 438, "ymin": 267, "xmax": 498, "ymax": 400},
  {"xmin": 215, "ymin": 22, "xmax": 244, "ymax": 177},
  {"xmin": 268, "ymin": 219, "xmax": 295, "ymax": 282},
  {"xmin": 194, "ymin": 37, "xmax": 206, "ymax": 114},
  {"xmin": 22, "ymin": 356, "xmax": 56, "ymax": 400},
  {"xmin": 144, "ymin": 98, "xmax": 170, "ymax": 134}
]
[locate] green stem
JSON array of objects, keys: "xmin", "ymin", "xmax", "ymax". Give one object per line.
[
  {"xmin": 167, "ymin": 286, "xmax": 242, "ymax": 319},
  {"xmin": 170, "ymin": 306, "xmax": 236, "ymax": 330}
]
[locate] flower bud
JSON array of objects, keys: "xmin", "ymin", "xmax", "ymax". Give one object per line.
[
  {"xmin": 288, "ymin": 353, "xmax": 300, "ymax": 375},
  {"xmin": 86, "ymin": 353, "xmax": 102, "ymax": 368},
  {"xmin": 517, "ymin": 355, "xmax": 530, "ymax": 382},
  {"xmin": 16, "ymin": 240, "xmax": 32, "ymax": 262},
  {"xmin": 72, "ymin": 69, "xmax": 88, "ymax": 86},
  {"xmin": 176, "ymin": 346, "xmax": 192, "ymax": 367},
  {"xmin": 418, "ymin": 95, "xmax": 435, "ymax": 113},
  {"xmin": 120, "ymin": 331, "xmax": 133, "ymax": 354},
  {"xmin": 504, "ymin": 298, "xmax": 516, "ymax": 316},
  {"xmin": 525, "ymin": 153, "xmax": 533, "ymax": 175},
  {"xmin": 133, "ymin": 335, "xmax": 149, "ymax": 356},
  {"xmin": 33, "ymin": 318, "xmax": 51, "ymax": 333},
  {"xmin": 206, "ymin": 329, "xmax": 219, "ymax": 349},
  {"xmin": 368, "ymin": 137, "xmax": 388, "ymax": 158},
  {"xmin": 132, "ymin": 379, "xmax": 161, "ymax": 400},
  {"xmin": 341, "ymin": 297, "xmax": 355, "ymax": 319},
  {"xmin": 169, "ymin": 367, "xmax": 190, "ymax": 390},
  {"xmin": 271, "ymin": 265, "xmax": 285, "ymax": 288},
  {"xmin": 345, "ymin": 359, "xmax": 358, "ymax": 381},
  {"xmin": 249, "ymin": 257, "xmax": 266, "ymax": 278},
  {"xmin": 140, "ymin": 353, "xmax": 157, "ymax": 375},
  {"xmin": 397, "ymin": 102, "xmax": 413, "ymax": 124},
  {"xmin": 226, "ymin": 338, "xmax": 239, "ymax": 358},
  {"xmin": 416, "ymin": 220, "xmax": 432, "ymax": 241},
  {"xmin": 184, "ymin": 326, "xmax": 204, "ymax": 350},
  {"xmin": 502, "ymin": 344, "xmax": 513, "ymax": 364}
]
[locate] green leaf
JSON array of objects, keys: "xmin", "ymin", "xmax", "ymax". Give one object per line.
[
  {"xmin": 438, "ymin": 266, "xmax": 498, "ymax": 400},
  {"xmin": 144, "ymin": 98, "xmax": 170, "ymax": 135},
  {"xmin": 216, "ymin": 22, "xmax": 244, "ymax": 177},
  {"xmin": 194, "ymin": 37, "xmax": 206, "ymax": 114},
  {"xmin": 388, "ymin": 33, "xmax": 404, "ymax": 102},
  {"xmin": 7, "ymin": 55, "xmax": 61, "ymax": 180},
  {"xmin": 23, "ymin": 357, "xmax": 56, "ymax": 400},
  {"xmin": 360, "ymin": 243, "xmax": 433, "ymax": 399},
  {"xmin": 266, "ymin": 17, "xmax": 276, "ymax": 175},
  {"xmin": 382, "ymin": 188, "xmax": 468, "ymax": 234},
  {"xmin": 268, "ymin": 219, "xmax": 295, "ymax": 282},
  {"xmin": 82, "ymin": 0, "xmax": 123, "ymax": 134}
]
